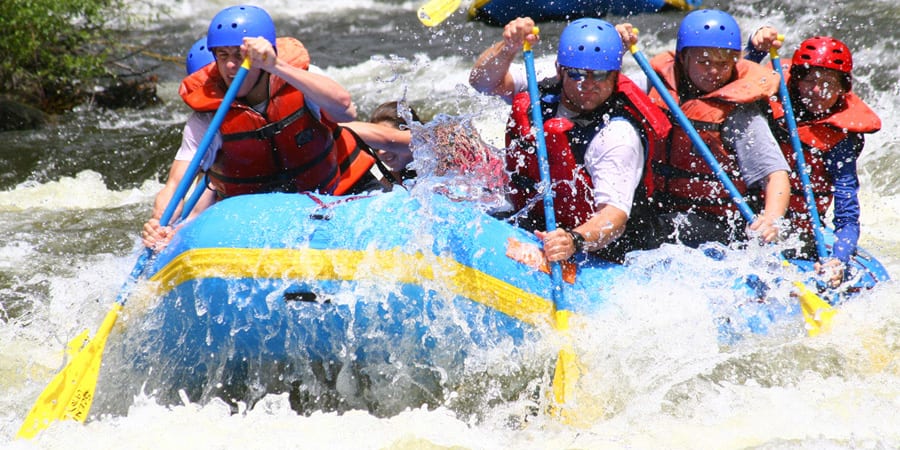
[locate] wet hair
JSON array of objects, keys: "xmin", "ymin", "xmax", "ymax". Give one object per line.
[{"xmin": 369, "ymin": 101, "xmax": 420, "ymax": 129}]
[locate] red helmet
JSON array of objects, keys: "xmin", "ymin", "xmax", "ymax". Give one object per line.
[{"xmin": 791, "ymin": 36, "xmax": 853, "ymax": 74}]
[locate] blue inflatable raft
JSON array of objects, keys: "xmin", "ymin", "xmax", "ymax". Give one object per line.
[
  {"xmin": 468, "ymin": 0, "xmax": 703, "ymax": 26},
  {"xmin": 120, "ymin": 189, "xmax": 888, "ymax": 414}
]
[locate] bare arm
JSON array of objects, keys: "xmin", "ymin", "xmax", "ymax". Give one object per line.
[
  {"xmin": 748, "ymin": 169, "xmax": 790, "ymax": 243},
  {"xmin": 242, "ymin": 37, "xmax": 357, "ymax": 122},
  {"xmin": 577, "ymin": 205, "xmax": 628, "ymax": 251},
  {"xmin": 341, "ymin": 121, "xmax": 411, "ymax": 155},
  {"xmin": 151, "ymin": 160, "xmax": 190, "ymax": 220},
  {"xmin": 469, "ymin": 17, "xmax": 538, "ymax": 101},
  {"xmin": 535, "ymin": 204, "xmax": 628, "ymax": 262}
]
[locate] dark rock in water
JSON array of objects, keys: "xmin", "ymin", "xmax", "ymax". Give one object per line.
[
  {"xmin": 0, "ymin": 95, "xmax": 48, "ymax": 131},
  {"xmin": 93, "ymin": 74, "xmax": 161, "ymax": 109}
]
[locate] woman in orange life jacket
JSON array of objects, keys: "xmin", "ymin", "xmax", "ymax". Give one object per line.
[
  {"xmin": 746, "ymin": 29, "xmax": 882, "ymax": 287},
  {"xmin": 142, "ymin": 5, "xmax": 360, "ymax": 249},
  {"xmin": 469, "ymin": 17, "xmax": 671, "ymax": 264},
  {"xmin": 616, "ymin": 10, "xmax": 791, "ymax": 248}
]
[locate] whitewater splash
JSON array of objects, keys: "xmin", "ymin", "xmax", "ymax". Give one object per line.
[{"xmin": 3, "ymin": 0, "xmax": 899, "ymax": 448}]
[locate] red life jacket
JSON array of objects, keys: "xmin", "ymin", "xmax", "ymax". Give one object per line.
[
  {"xmin": 505, "ymin": 75, "xmax": 670, "ymax": 231},
  {"xmin": 180, "ymin": 37, "xmax": 340, "ymax": 198},
  {"xmin": 649, "ymin": 52, "xmax": 779, "ymax": 217},
  {"xmin": 770, "ymin": 64, "xmax": 881, "ymax": 233}
]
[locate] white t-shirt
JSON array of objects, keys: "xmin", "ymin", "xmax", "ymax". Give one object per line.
[
  {"xmin": 173, "ymin": 111, "xmax": 220, "ymax": 169},
  {"xmin": 511, "ymin": 69, "xmax": 644, "ymax": 216}
]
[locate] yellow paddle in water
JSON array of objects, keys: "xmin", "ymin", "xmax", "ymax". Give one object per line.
[
  {"xmin": 17, "ymin": 58, "xmax": 252, "ymax": 440},
  {"xmin": 626, "ymin": 32, "xmax": 834, "ymax": 337},
  {"xmin": 417, "ymin": 0, "xmax": 462, "ymax": 27}
]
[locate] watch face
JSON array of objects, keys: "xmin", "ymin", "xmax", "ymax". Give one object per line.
[{"xmin": 569, "ymin": 230, "xmax": 585, "ymax": 252}]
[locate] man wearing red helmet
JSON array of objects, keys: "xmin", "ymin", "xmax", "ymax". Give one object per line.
[{"xmin": 748, "ymin": 29, "xmax": 882, "ymax": 287}]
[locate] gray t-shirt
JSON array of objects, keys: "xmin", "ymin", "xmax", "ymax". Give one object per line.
[
  {"xmin": 723, "ymin": 103, "xmax": 789, "ymax": 187},
  {"xmin": 629, "ymin": 73, "xmax": 788, "ymax": 188}
]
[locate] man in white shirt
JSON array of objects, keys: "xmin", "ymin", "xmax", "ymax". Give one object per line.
[{"xmin": 469, "ymin": 16, "xmax": 669, "ymax": 263}]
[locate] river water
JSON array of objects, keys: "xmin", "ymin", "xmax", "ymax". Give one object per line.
[{"xmin": 1, "ymin": 0, "xmax": 898, "ymax": 448}]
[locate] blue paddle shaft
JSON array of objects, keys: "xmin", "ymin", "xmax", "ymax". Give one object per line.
[
  {"xmin": 523, "ymin": 52, "xmax": 558, "ymax": 232},
  {"xmin": 630, "ymin": 48, "xmax": 757, "ymax": 224},
  {"xmin": 161, "ymin": 63, "xmax": 250, "ymax": 228},
  {"xmin": 115, "ymin": 60, "xmax": 251, "ymax": 307},
  {"xmin": 523, "ymin": 44, "xmax": 566, "ymax": 308},
  {"xmin": 770, "ymin": 52, "xmax": 829, "ymax": 259},
  {"xmin": 179, "ymin": 174, "xmax": 208, "ymax": 222}
]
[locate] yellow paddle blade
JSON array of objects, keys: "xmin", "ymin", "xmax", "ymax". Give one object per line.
[
  {"xmin": 553, "ymin": 346, "xmax": 581, "ymax": 405},
  {"xmin": 17, "ymin": 304, "xmax": 122, "ymax": 439},
  {"xmin": 780, "ymin": 260, "xmax": 836, "ymax": 337},
  {"xmin": 663, "ymin": 0, "xmax": 699, "ymax": 10},
  {"xmin": 65, "ymin": 329, "xmax": 91, "ymax": 358},
  {"xmin": 417, "ymin": 0, "xmax": 462, "ymax": 27},
  {"xmin": 466, "ymin": 0, "xmax": 492, "ymax": 19},
  {"xmin": 550, "ymin": 309, "xmax": 582, "ymax": 420},
  {"xmin": 794, "ymin": 281, "xmax": 836, "ymax": 337}
]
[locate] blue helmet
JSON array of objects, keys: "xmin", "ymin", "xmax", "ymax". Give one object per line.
[
  {"xmin": 186, "ymin": 37, "xmax": 215, "ymax": 75},
  {"xmin": 207, "ymin": 5, "xmax": 276, "ymax": 50},
  {"xmin": 676, "ymin": 9, "xmax": 741, "ymax": 53},
  {"xmin": 557, "ymin": 18, "xmax": 623, "ymax": 71}
]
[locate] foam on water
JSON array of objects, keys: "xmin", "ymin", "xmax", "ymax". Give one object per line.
[{"xmin": 0, "ymin": 171, "xmax": 158, "ymax": 212}]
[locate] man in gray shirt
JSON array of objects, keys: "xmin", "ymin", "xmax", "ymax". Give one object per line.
[{"xmin": 617, "ymin": 12, "xmax": 790, "ymax": 248}]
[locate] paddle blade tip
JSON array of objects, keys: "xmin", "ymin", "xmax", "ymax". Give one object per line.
[{"xmin": 417, "ymin": 0, "xmax": 461, "ymax": 27}]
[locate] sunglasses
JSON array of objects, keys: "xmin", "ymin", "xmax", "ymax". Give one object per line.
[{"xmin": 562, "ymin": 66, "xmax": 614, "ymax": 82}]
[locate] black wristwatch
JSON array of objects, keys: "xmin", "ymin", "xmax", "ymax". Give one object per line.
[{"xmin": 567, "ymin": 229, "xmax": 585, "ymax": 253}]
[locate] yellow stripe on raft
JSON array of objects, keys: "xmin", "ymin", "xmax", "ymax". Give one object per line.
[{"xmin": 149, "ymin": 247, "xmax": 555, "ymax": 327}]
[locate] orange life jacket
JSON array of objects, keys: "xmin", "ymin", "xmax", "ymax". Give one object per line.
[
  {"xmin": 770, "ymin": 64, "xmax": 881, "ymax": 232},
  {"xmin": 505, "ymin": 75, "xmax": 671, "ymax": 232},
  {"xmin": 180, "ymin": 37, "xmax": 340, "ymax": 198},
  {"xmin": 649, "ymin": 52, "xmax": 779, "ymax": 217},
  {"xmin": 326, "ymin": 121, "xmax": 379, "ymax": 195}
]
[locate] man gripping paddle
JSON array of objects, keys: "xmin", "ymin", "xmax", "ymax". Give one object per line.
[{"xmin": 469, "ymin": 17, "xmax": 670, "ymax": 264}]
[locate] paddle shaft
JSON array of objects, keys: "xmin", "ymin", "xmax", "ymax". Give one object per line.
[
  {"xmin": 179, "ymin": 173, "xmax": 208, "ymax": 222},
  {"xmin": 17, "ymin": 59, "xmax": 251, "ymax": 440},
  {"xmin": 524, "ymin": 30, "xmax": 582, "ymax": 412},
  {"xmin": 163, "ymin": 59, "xmax": 250, "ymax": 229},
  {"xmin": 769, "ymin": 42, "xmax": 829, "ymax": 259},
  {"xmin": 119, "ymin": 59, "xmax": 251, "ymax": 304},
  {"xmin": 523, "ymin": 32, "xmax": 567, "ymax": 309}
]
